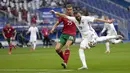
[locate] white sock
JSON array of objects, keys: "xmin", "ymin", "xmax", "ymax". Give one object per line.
[
  {"xmin": 113, "ymin": 39, "xmax": 122, "ymax": 44},
  {"xmin": 79, "ymin": 49, "xmax": 87, "ymax": 68},
  {"xmin": 33, "ymin": 42, "xmax": 36, "ymax": 50},
  {"xmin": 97, "ymin": 36, "xmax": 117, "ymax": 42},
  {"xmin": 106, "ymin": 42, "xmax": 110, "ymax": 51},
  {"xmin": 31, "ymin": 42, "xmax": 33, "ymax": 49}
]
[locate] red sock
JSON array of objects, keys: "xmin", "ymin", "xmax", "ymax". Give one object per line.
[
  {"xmin": 12, "ymin": 44, "xmax": 16, "ymax": 49},
  {"xmin": 9, "ymin": 45, "xmax": 12, "ymax": 52},
  {"xmin": 56, "ymin": 50, "xmax": 64, "ymax": 60},
  {"xmin": 64, "ymin": 49, "xmax": 70, "ymax": 64}
]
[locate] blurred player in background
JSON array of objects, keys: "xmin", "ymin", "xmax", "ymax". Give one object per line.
[
  {"xmin": 26, "ymin": 24, "xmax": 40, "ymax": 51},
  {"xmin": 100, "ymin": 16, "xmax": 123, "ymax": 53},
  {"xmin": 2, "ymin": 23, "xmax": 17, "ymax": 54},
  {"xmin": 41, "ymin": 26, "xmax": 50, "ymax": 48},
  {"xmin": 50, "ymin": 4, "xmax": 76, "ymax": 69},
  {"xmin": 50, "ymin": 10, "xmax": 123, "ymax": 70}
]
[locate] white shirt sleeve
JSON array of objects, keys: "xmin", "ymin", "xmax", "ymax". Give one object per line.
[
  {"xmin": 66, "ymin": 16, "xmax": 76, "ymax": 22},
  {"xmin": 28, "ymin": 27, "xmax": 32, "ymax": 32},
  {"xmin": 84, "ymin": 16, "xmax": 95, "ymax": 22},
  {"xmin": 101, "ymin": 24, "xmax": 107, "ymax": 34},
  {"xmin": 36, "ymin": 27, "xmax": 39, "ymax": 32}
]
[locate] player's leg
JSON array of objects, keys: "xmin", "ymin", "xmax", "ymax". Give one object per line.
[
  {"xmin": 11, "ymin": 40, "xmax": 16, "ymax": 49},
  {"xmin": 96, "ymin": 35, "xmax": 121, "ymax": 43},
  {"xmin": 63, "ymin": 35, "xmax": 75, "ymax": 64},
  {"xmin": 46, "ymin": 37, "xmax": 49, "ymax": 48},
  {"xmin": 30, "ymin": 37, "xmax": 34, "ymax": 51},
  {"xmin": 105, "ymin": 41, "xmax": 110, "ymax": 53},
  {"xmin": 111, "ymin": 39, "xmax": 123, "ymax": 44},
  {"xmin": 61, "ymin": 40, "xmax": 72, "ymax": 69},
  {"xmin": 55, "ymin": 42, "xmax": 64, "ymax": 60},
  {"xmin": 7, "ymin": 38, "xmax": 12, "ymax": 54},
  {"xmin": 78, "ymin": 38, "xmax": 89, "ymax": 70},
  {"xmin": 33, "ymin": 41, "xmax": 36, "ymax": 50},
  {"xmin": 32, "ymin": 37, "xmax": 37, "ymax": 50},
  {"xmin": 45, "ymin": 37, "xmax": 48, "ymax": 48},
  {"xmin": 55, "ymin": 34, "xmax": 66, "ymax": 60},
  {"xmin": 43, "ymin": 38, "xmax": 46, "ymax": 48}
]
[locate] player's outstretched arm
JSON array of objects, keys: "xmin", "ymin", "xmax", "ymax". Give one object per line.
[
  {"xmin": 94, "ymin": 19, "xmax": 115, "ymax": 24},
  {"xmin": 50, "ymin": 10, "xmax": 67, "ymax": 18},
  {"xmin": 50, "ymin": 21, "xmax": 60, "ymax": 34}
]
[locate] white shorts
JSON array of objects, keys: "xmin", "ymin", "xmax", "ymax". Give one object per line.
[
  {"xmin": 107, "ymin": 33, "xmax": 117, "ymax": 43},
  {"xmin": 80, "ymin": 38, "xmax": 90, "ymax": 49},
  {"xmin": 30, "ymin": 36, "xmax": 37, "ymax": 42},
  {"xmin": 80, "ymin": 31, "xmax": 98, "ymax": 49}
]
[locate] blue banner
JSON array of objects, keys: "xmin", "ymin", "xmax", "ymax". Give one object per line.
[{"xmin": 37, "ymin": 8, "xmax": 63, "ymax": 18}]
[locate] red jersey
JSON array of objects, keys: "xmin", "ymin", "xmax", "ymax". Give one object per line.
[
  {"xmin": 58, "ymin": 17, "xmax": 76, "ymax": 36},
  {"xmin": 42, "ymin": 28, "xmax": 49, "ymax": 37},
  {"xmin": 3, "ymin": 26, "xmax": 15, "ymax": 38}
]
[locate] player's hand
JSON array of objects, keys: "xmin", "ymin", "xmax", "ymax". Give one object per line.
[
  {"xmin": 4, "ymin": 37, "xmax": 7, "ymax": 40},
  {"xmin": 50, "ymin": 29, "xmax": 54, "ymax": 34},
  {"xmin": 12, "ymin": 37, "xmax": 15, "ymax": 40},
  {"xmin": 50, "ymin": 10, "xmax": 55, "ymax": 14}
]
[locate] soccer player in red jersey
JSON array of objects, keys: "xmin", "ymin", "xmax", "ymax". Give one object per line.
[
  {"xmin": 2, "ymin": 23, "xmax": 17, "ymax": 54},
  {"xmin": 50, "ymin": 4, "xmax": 76, "ymax": 69}
]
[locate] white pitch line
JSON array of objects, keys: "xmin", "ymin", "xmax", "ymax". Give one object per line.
[{"xmin": 0, "ymin": 69, "xmax": 74, "ymax": 72}]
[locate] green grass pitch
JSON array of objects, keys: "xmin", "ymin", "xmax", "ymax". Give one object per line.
[{"xmin": 0, "ymin": 43, "xmax": 130, "ymax": 73}]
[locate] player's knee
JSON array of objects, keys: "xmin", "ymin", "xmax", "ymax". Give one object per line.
[
  {"xmin": 65, "ymin": 44, "xmax": 70, "ymax": 49},
  {"xmin": 80, "ymin": 43, "xmax": 90, "ymax": 49},
  {"xmin": 55, "ymin": 45, "xmax": 60, "ymax": 50},
  {"xmin": 55, "ymin": 49, "xmax": 61, "ymax": 53},
  {"xmin": 65, "ymin": 42, "xmax": 72, "ymax": 49},
  {"xmin": 80, "ymin": 44, "xmax": 86, "ymax": 49}
]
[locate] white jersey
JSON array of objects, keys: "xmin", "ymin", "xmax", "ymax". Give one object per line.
[
  {"xmin": 67, "ymin": 16, "xmax": 98, "ymax": 40},
  {"xmin": 28, "ymin": 26, "xmax": 39, "ymax": 37},
  {"xmin": 101, "ymin": 23, "xmax": 117, "ymax": 36}
]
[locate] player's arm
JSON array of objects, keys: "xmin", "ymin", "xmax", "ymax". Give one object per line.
[
  {"xmin": 50, "ymin": 10, "xmax": 75, "ymax": 22},
  {"xmin": 26, "ymin": 27, "xmax": 31, "ymax": 35},
  {"xmin": 94, "ymin": 19, "xmax": 115, "ymax": 24},
  {"xmin": 13, "ymin": 30, "xmax": 17, "ymax": 40},
  {"xmin": 50, "ymin": 21, "xmax": 60, "ymax": 33},
  {"xmin": 100, "ymin": 25, "xmax": 106, "ymax": 36},
  {"xmin": 37, "ymin": 28, "xmax": 40, "ymax": 39},
  {"xmin": 50, "ymin": 10, "xmax": 67, "ymax": 18},
  {"xmin": 2, "ymin": 29, "xmax": 6, "ymax": 39}
]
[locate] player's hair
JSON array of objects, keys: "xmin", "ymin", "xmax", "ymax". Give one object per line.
[
  {"xmin": 66, "ymin": 4, "xmax": 72, "ymax": 8},
  {"xmin": 73, "ymin": 11, "xmax": 80, "ymax": 15}
]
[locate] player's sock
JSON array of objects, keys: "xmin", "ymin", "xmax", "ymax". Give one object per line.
[
  {"xmin": 8, "ymin": 45, "xmax": 12, "ymax": 54},
  {"xmin": 9, "ymin": 45, "xmax": 12, "ymax": 52},
  {"xmin": 113, "ymin": 39, "xmax": 122, "ymax": 44},
  {"xmin": 56, "ymin": 49, "xmax": 64, "ymax": 60},
  {"xmin": 64, "ymin": 49, "xmax": 70, "ymax": 64},
  {"xmin": 30, "ymin": 43, "xmax": 33, "ymax": 51},
  {"xmin": 79, "ymin": 49, "xmax": 88, "ymax": 68},
  {"xmin": 106, "ymin": 42, "xmax": 110, "ymax": 51},
  {"xmin": 97, "ymin": 36, "xmax": 118, "ymax": 42},
  {"xmin": 33, "ymin": 42, "xmax": 36, "ymax": 50}
]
